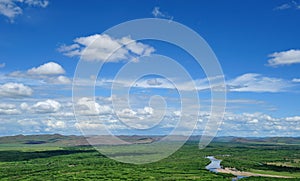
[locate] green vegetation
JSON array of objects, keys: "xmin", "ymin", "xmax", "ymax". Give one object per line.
[
  {"xmin": 0, "ymin": 144, "xmax": 231, "ymax": 180},
  {"xmin": 0, "ymin": 135, "xmax": 299, "ymax": 180},
  {"xmin": 215, "ymin": 143, "xmax": 300, "ymax": 173}
]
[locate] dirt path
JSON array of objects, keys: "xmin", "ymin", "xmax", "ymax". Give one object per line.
[{"xmin": 216, "ymin": 168, "xmax": 293, "ymax": 178}]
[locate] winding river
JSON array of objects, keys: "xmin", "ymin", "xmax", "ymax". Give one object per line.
[
  {"xmin": 205, "ymin": 156, "xmax": 246, "ymax": 181},
  {"xmin": 205, "ymin": 156, "xmax": 221, "ymax": 172}
]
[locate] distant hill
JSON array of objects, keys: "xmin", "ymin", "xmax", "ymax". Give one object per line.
[
  {"xmin": 230, "ymin": 137, "xmax": 300, "ymax": 145},
  {"xmin": 191, "ymin": 136, "xmax": 300, "ymax": 145},
  {"xmin": 0, "ymin": 134, "xmax": 159, "ymax": 146},
  {"xmin": 0, "ymin": 134, "xmax": 299, "ymax": 146},
  {"xmin": 0, "ymin": 134, "xmax": 89, "ymax": 146},
  {"xmin": 209, "ymin": 136, "xmax": 300, "ymax": 145}
]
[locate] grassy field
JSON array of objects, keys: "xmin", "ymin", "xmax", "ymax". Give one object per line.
[{"xmin": 0, "ymin": 135, "xmax": 299, "ymax": 180}]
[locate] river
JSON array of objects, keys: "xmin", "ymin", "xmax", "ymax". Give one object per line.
[
  {"xmin": 205, "ymin": 156, "xmax": 247, "ymax": 181},
  {"xmin": 205, "ymin": 156, "xmax": 221, "ymax": 172}
]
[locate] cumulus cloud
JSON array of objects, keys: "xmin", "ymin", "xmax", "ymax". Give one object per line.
[
  {"xmin": 0, "ymin": 82, "xmax": 33, "ymax": 98},
  {"xmin": 0, "ymin": 93, "xmax": 299, "ymax": 136},
  {"xmin": 248, "ymin": 118, "xmax": 259, "ymax": 124},
  {"xmin": 116, "ymin": 108, "xmax": 137, "ymax": 119},
  {"xmin": 228, "ymin": 73, "xmax": 292, "ymax": 92},
  {"xmin": 27, "ymin": 62, "xmax": 65, "ymax": 75},
  {"xmin": 0, "ymin": 103, "xmax": 20, "ymax": 115},
  {"xmin": 7, "ymin": 62, "xmax": 71, "ymax": 85},
  {"xmin": 20, "ymin": 102, "xmax": 29, "ymax": 110},
  {"xmin": 219, "ymin": 111, "xmax": 300, "ymax": 136},
  {"xmin": 173, "ymin": 111, "xmax": 181, "ymax": 117},
  {"xmin": 30, "ymin": 99, "xmax": 61, "ymax": 113},
  {"xmin": 45, "ymin": 119, "xmax": 66, "ymax": 130},
  {"xmin": 285, "ymin": 116, "xmax": 300, "ymax": 121},
  {"xmin": 114, "ymin": 106, "xmax": 163, "ymax": 129},
  {"xmin": 0, "ymin": 0, "xmax": 49, "ymax": 22},
  {"xmin": 75, "ymin": 97, "xmax": 112, "ymax": 115},
  {"xmin": 58, "ymin": 34, "xmax": 155, "ymax": 62},
  {"xmin": 267, "ymin": 49, "xmax": 300, "ymax": 66},
  {"xmin": 138, "ymin": 106, "xmax": 154, "ymax": 115}
]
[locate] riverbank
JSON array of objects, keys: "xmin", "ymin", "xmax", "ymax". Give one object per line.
[
  {"xmin": 205, "ymin": 156, "xmax": 294, "ymax": 179},
  {"xmin": 216, "ymin": 167, "xmax": 293, "ymax": 178}
]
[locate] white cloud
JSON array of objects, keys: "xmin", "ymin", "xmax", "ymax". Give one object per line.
[
  {"xmin": 285, "ymin": 116, "xmax": 300, "ymax": 122},
  {"xmin": 75, "ymin": 122, "xmax": 105, "ymax": 131},
  {"xmin": 0, "ymin": 0, "xmax": 49, "ymax": 22},
  {"xmin": 112, "ymin": 76, "xmax": 210, "ymax": 91},
  {"xmin": 152, "ymin": 6, "xmax": 173, "ymax": 20},
  {"xmin": 116, "ymin": 108, "xmax": 137, "ymax": 118},
  {"xmin": 228, "ymin": 73, "xmax": 292, "ymax": 92},
  {"xmin": 147, "ymin": 78, "xmax": 163, "ymax": 86},
  {"xmin": 249, "ymin": 119, "xmax": 259, "ymax": 124},
  {"xmin": 67, "ymin": 73, "xmax": 294, "ymax": 94},
  {"xmin": 130, "ymin": 77, "xmax": 175, "ymax": 89},
  {"xmin": 92, "ymin": 74, "xmax": 293, "ymax": 93},
  {"xmin": 0, "ymin": 94, "xmax": 300, "ymax": 136},
  {"xmin": 138, "ymin": 106, "xmax": 153, "ymax": 115},
  {"xmin": 47, "ymin": 75, "xmax": 71, "ymax": 84},
  {"xmin": 17, "ymin": 119, "xmax": 40, "ymax": 127},
  {"xmin": 30, "ymin": 99, "xmax": 61, "ymax": 113},
  {"xmin": 292, "ymin": 78, "xmax": 300, "ymax": 82},
  {"xmin": 52, "ymin": 111, "xmax": 74, "ymax": 117},
  {"xmin": 27, "ymin": 62, "xmax": 66, "ymax": 75},
  {"xmin": 20, "ymin": 102, "xmax": 29, "ymax": 110},
  {"xmin": 7, "ymin": 62, "xmax": 71, "ymax": 85},
  {"xmin": 75, "ymin": 97, "xmax": 112, "ymax": 115},
  {"xmin": 274, "ymin": 1, "xmax": 300, "ymax": 10},
  {"xmin": 275, "ymin": 3, "xmax": 292, "ymax": 10},
  {"xmin": 0, "ymin": 103, "xmax": 20, "ymax": 115},
  {"xmin": 58, "ymin": 34, "xmax": 155, "ymax": 62},
  {"xmin": 23, "ymin": 0, "xmax": 49, "ymax": 8},
  {"xmin": 45, "ymin": 119, "xmax": 66, "ymax": 129},
  {"xmin": 152, "ymin": 7, "xmax": 163, "ymax": 17},
  {"xmin": 0, "ymin": 82, "xmax": 33, "ymax": 98},
  {"xmin": 173, "ymin": 111, "xmax": 181, "ymax": 117},
  {"xmin": 267, "ymin": 49, "xmax": 300, "ymax": 66},
  {"xmin": 115, "ymin": 106, "xmax": 163, "ymax": 129},
  {"xmin": 0, "ymin": 63, "xmax": 5, "ymax": 68},
  {"xmin": 58, "ymin": 44, "xmax": 80, "ymax": 52},
  {"xmin": 219, "ymin": 112, "xmax": 281, "ymax": 136},
  {"xmin": 0, "ymin": 0, "xmax": 22, "ymax": 22}
]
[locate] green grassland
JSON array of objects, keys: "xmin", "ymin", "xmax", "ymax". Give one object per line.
[{"xmin": 0, "ymin": 135, "xmax": 299, "ymax": 180}]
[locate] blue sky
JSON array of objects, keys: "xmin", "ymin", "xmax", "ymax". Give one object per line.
[{"xmin": 0, "ymin": 0, "xmax": 300, "ymax": 137}]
